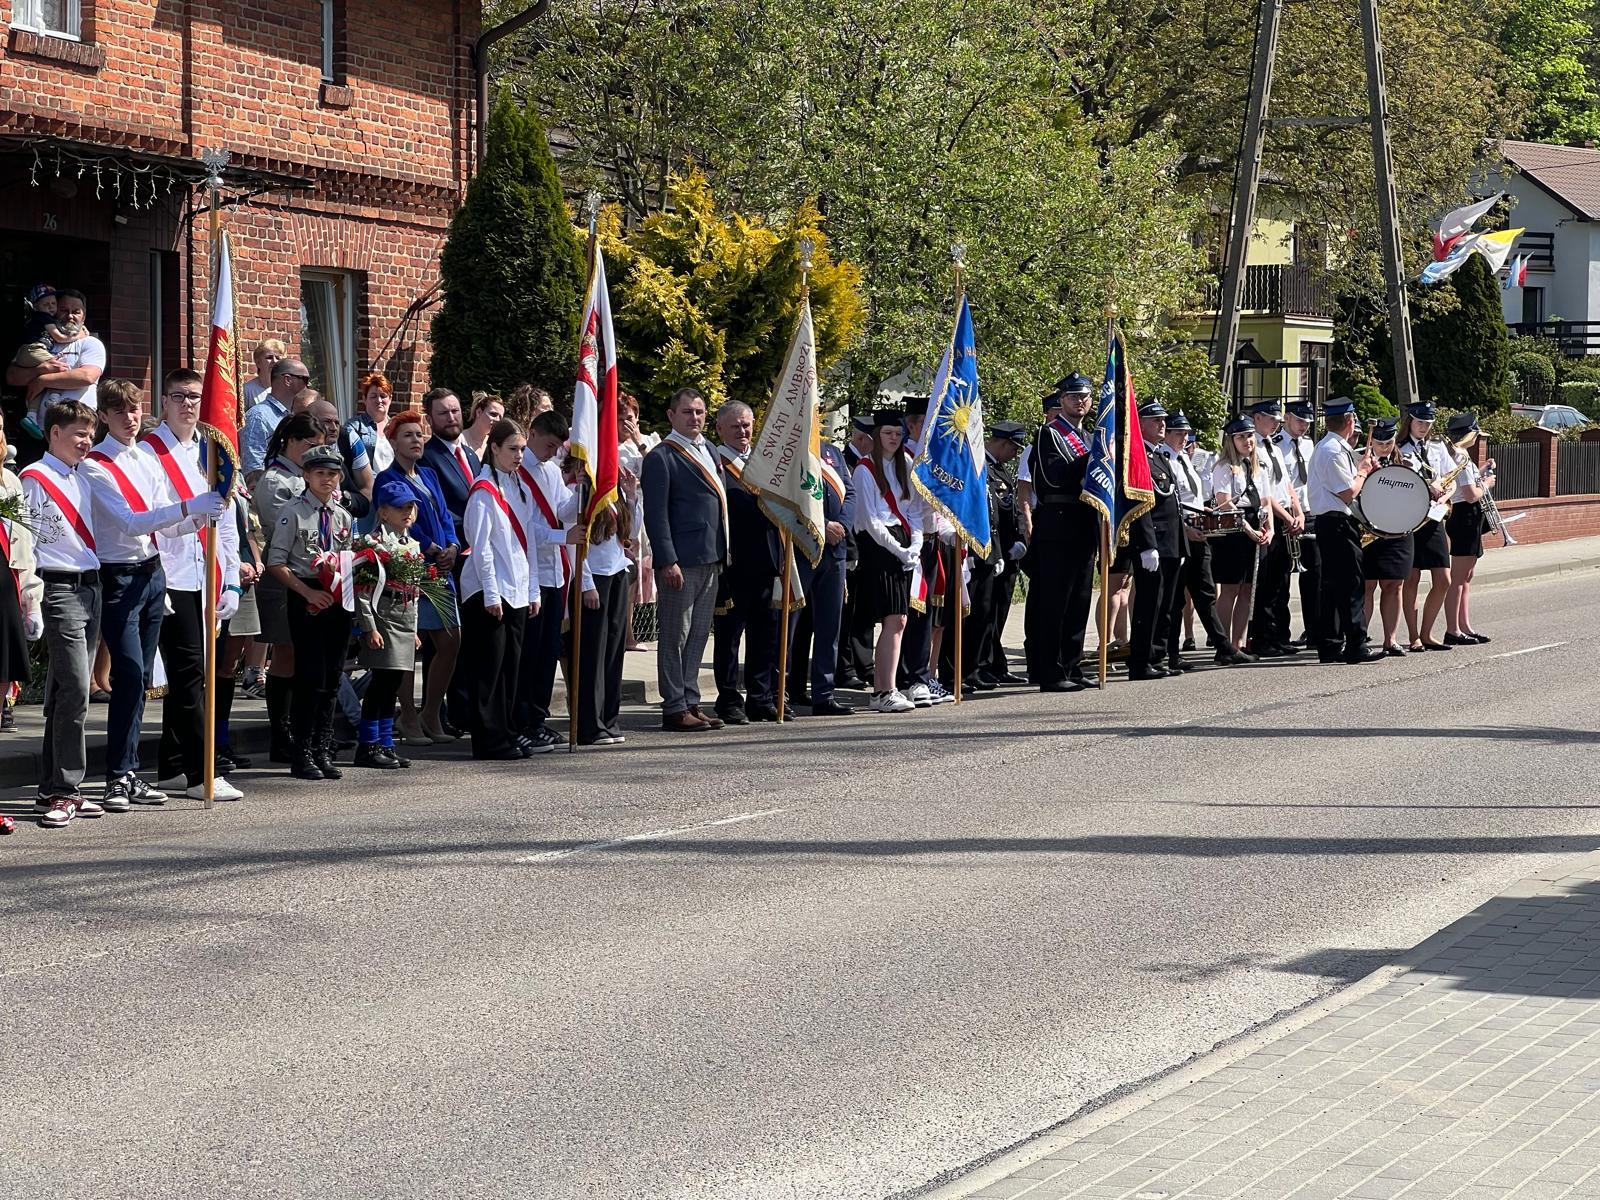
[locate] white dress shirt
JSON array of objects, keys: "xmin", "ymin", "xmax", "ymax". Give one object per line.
[
  {"xmin": 1253, "ymin": 433, "xmax": 1295, "ymax": 507},
  {"xmin": 1158, "ymin": 443, "xmax": 1205, "ymax": 508},
  {"xmin": 83, "ymin": 434, "xmax": 195, "ymax": 565},
  {"xmin": 1401, "ymin": 437, "xmax": 1454, "ymax": 522},
  {"xmin": 851, "ymin": 459, "xmax": 921, "ymax": 566},
  {"xmin": 1307, "ymin": 431, "xmax": 1359, "ymax": 516},
  {"xmin": 520, "ymin": 451, "xmax": 578, "ymax": 591},
  {"xmin": 461, "ymin": 466, "xmax": 535, "ymax": 609},
  {"xmin": 20, "ymin": 452, "xmax": 99, "ymax": 572},
  {"xmin": 581, "ymin": 533, "xmax": 629, "ymax": 590},
  {"xmin": 142, "ymin": 422, "xmax": 240, "ymax": 592}
]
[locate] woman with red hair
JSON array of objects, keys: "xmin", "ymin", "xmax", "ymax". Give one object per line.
[{"xmin": 375, "ymin": 408, "xmax": 463, "ymax": 743}]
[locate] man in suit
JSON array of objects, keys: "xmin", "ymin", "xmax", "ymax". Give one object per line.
[
  {"xmin": 786, "ymin": 437, "xmax": 856, "ymax": 716},
  {"xmin": 418, "ymin": 387, "xmax": 481, "ymax": 549},
  {"xmin": 641, "ymin": 388, "xmax": 730, "ymax": 731},
  {"xmin": 836, "ymin": 415, "xmax": 875, "ymax": 688},
  {"xmin": 1128, "ymin": 401, "xmax": 1185, "ymax": 680}
]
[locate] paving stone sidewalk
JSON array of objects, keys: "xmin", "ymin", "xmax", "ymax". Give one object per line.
[{"xmin": 937, "ymin": 854, "xmax": 1600, "ymax": 1200}]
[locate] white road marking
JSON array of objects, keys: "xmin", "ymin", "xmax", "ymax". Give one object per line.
[
  {"xmin": 516, "ymin": 807, "xmax": 791, "ymax": 863},
  {"xmin": 1488, "ymin": 641, "xmax": 1567, "ymax": 659}
]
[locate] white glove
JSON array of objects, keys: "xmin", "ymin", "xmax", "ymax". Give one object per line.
[
  {"xmin": 994, "ymin": 558, "xmax": 1006, "ymax": 579},
  {"xmin": 1139, "ymin": 549, "xmax": 1159, "ymax": 572},
  {"xmin": 187, "ymin": 491, "xmax": 226, "ymax": 521},
  {"xmin": 217, "ymin": 588, "xmax": 240, "ymax": 621},
  {"xmin": 1009, "ymin": 540, "xmax": 1027, "ymax": 561},
  {"xmin": 24, "ymin": 610, "xmax": 43, "ymax": 641}
]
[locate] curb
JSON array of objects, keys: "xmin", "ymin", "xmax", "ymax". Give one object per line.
[{"xmin": 909, "ymin": 845, "xmax": 1600, "ymax": 1200}]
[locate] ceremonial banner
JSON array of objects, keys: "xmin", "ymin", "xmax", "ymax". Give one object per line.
[
  {"xmin": 571, "ymin": 244, "xmax": 620, "ymax": 534},
  {"xmin": 1420, "ymin": 233, "xmax": 1480, "ymax": 284},
  {"xmin": 200, "ymin": 230, "xmax": 239, "ymax": 449},
  {"xmin": 912, "ymin": 294, "xmax": 991, "ymax": 557},
  {"xmin": 745, "ymin": 296, "xmax": 826, "ymax": 566},
  {"xmin": 1082, "ymin": 322, "xmax": 1153, "ymax": 549},
  {"xmin": 1474, "ymin": 228, "xmax": 1524, "ymax": 275},
  {"xmin": 1435, "ymin": 194, "xmax": 1501, "ymax": 247}
]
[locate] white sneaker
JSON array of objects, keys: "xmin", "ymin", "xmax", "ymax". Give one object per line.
[
  {"xmin": 185, "ymin": 778, "xmax": 244, "ymax": 802},
  {"xmin": 875, "ymin": 689, "xmax": 915, "ymax": 714},
  {"xmin": 908, "ymin": 683, "xmax": 933, "ymax": 708}
]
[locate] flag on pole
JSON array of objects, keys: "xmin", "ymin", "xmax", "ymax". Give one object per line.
[
  {"xmin": 1502, "ymin": 254, "xmax": 1528, "ymax": 290},
  {"xmin": 911, "ymin": 294, "xmax": 991, "ymax": 557},
  {"xmin": 1434, "ymin": 194, "xmax": 1501, "ymax": 247},
  {"xmin": 1420, "ymin": 233, "xmax": 1480, "ymax": 284},
  {"xmin": 1474, "ymin": 227, "xmax": 1524, "ymax": 275},
  {"xmin": 200, "ymin": 230, "xmax": 239, "ymax": 450},
  {"xmin": 1081, "ymin": 321, "xmax": 1154, "ymax": 548},
  {"xmin": 744, "ymin": 295, "xmax": 826, "ymax": 565},
  {"xmin": 570, "ymin": 245, "xmax": 620, "ymax": 534}
]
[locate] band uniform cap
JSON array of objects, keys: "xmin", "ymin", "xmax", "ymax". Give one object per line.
[
  {"xmin": 1445, "ymin": 411, "xmax": 1480, "ymax": 438},
  {"xmin": 1285, "ymin": 401, "xmax": 1314, "ymax": 420},
  {"xmin": 988, "ymin": 420, "xmax": 1027, "ymax": 444},
  {"xmin": 851, "ymin": 414, "xmax": 874, "ymax": 434},
  {"xmin": 871, "ymin": 408, "xmax": 904, "ymax": 429},
  {"xmin": 1186, "ymin": 431, "xmax": 1198, "ymax": 443},
  {"xmin": 301, "ymin": 444, "xmax": 345, "ymax": 472},
  {"xmin": 1323, "ymin": 396, "xmax": 1357, "ymax": 417},
  {"xmin": 1370, "ymin": 417, "xmax": 1399, "ymax": 440},
  {"xmin": 1137, "ymin": 400, "xmax": 1168, "ymax": 420},
  {"xmin": 1041, "ymin": 390, "xmax": 1064, "ymax": 411},
  {"xmin": 1058, "ymin": 372, "xmax": 1094, "ymax": 394},
  {"xmin": 374, "ymin": 477, "xmax": 418, "ymax": 511},
  {"xmin": 1222, "ymin": 415, "xmax": 1254, "ymax": 437},
  {"xmin": 904, "ymin": 394, "xmax": 930, "ymax": 417},
  {"xmin": 1166, "ymin": 409, "xmax": 1193, "ymax": 430},
  {"xmin": 1246, "ymin": 399, "xmax": 1284, "ymax": 417},
  {"xmin": 1406, "ymin": 402, "xmax": 1438, "ymax": 420}
]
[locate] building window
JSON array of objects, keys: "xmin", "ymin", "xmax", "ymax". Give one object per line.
[
  {"xmin": 14, "ymin": 0, "xmax": 82, "ymax": 38},
  {"xmin": 1522, "ymin": 287, "xmax": 1545, "ymax": 327},
  {"xmin": 1301, "ymin": 341, "xmax": 1331, "ymax": 407},
  {"xmin": 318, "ymin": 0, "xmax": 348, "ymax": 83},
  {"xmin": 300, "ymin": 269, "xmax": 358, "ymax": 416}
]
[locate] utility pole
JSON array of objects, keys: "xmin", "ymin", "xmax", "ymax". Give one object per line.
[
  {"xmin": 1359, "ymin": 0, "xmax": 1420, "ymax": 409},
  {"xmin": 1214, "ymin": 0, "xmax": 1419, "ymax": 409},
  {"xmin": 1212, "ymin": 0, "xmax": 1284, "ymax": 407}
]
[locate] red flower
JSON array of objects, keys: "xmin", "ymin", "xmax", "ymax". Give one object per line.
[{"xmin": 427, "ymin": 565, "xmax": 439, "ymax": 579}]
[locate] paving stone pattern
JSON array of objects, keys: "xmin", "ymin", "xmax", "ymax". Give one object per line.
[{"xmin": 963, "ymin": 859, "xmax": 1600, "ymax": 1200}]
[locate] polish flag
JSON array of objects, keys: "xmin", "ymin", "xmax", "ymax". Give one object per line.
[
  {"xmin": 200, "ymin": 231, "xmax": 240, "ymax": 450},
  {"xmin": 570, "ymin": 245, "xmax": 620, "ymax": 532}
]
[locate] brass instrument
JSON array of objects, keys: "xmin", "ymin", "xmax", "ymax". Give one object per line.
[{"xmin": 1477, "ymin": 458, "xmax": 1518, "ymax": 546}]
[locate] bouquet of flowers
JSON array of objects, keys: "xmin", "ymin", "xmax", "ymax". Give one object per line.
[
  {"xmin": 349, "ymin": 529, "xmax": 452, "ymax": 613},
  {"xmin": 0, "ymin": 489, "xmax": 41, "ymax": 538}
]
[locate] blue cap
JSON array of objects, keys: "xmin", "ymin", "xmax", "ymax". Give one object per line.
[
  {"xmin": 988, "ymin": 420, "xmax": 1027, "ymax": 444},
  {"xmin": 1057, "ymin": 373, "xmax": 1094, "ymax": 395},
  {"xmin": 1137, "ymin": 400, "xmax": 1168, "ymax": 420},
  {"xmin": 1445, "ymin": 411, "xmax": 1479, "ymax": 438},
  {"xmin": 1286, "ymin": 401, "xmax": 1314, "ymax": 420},
  {"xmin": 1371, "ymin": 417, "xmax": 1399, "ymax": 440},
  {"xmin": 1041, "ymin": 390, "xmax": 1063, "ymax": 412},
  {"xmin": 1166, "ymin": 409, "xmax": 1192, "ymax": 430},
  {"xmin": 374, "ymin": 477, "xmax": 418, "ymax": 510},
  {"xmin": 1324, "ymin": 396, "xmax": 1357, "ymax": 417},
  {"xmin": 1406, "ymin": 402, "xmax": 1437, "ymax": 421},
  {"xmin": 1247, "ymin": 399, "xmax": 1283, "ymax": 417},
  {"xmin": 1222, "ymin": 415, "xmax": 1254, "ymax": 437}
]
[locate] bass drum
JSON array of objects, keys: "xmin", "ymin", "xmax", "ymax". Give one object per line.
[{"xmin": 1354, "ymin": 463, "xmax": 1431, "ymax": 538}]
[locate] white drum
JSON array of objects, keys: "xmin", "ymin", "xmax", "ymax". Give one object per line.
[{"xmin": 1354, "ymin": 463, "xmax": 1431, "ymax": 538}]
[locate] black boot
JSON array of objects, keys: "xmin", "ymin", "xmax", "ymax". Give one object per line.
[
  {"xmin": 354, "ymin": 742, "xmax": 399, "ymax": 770},
  {"xmin": 313, "ymin": 707, "xmax": 343, "ymax": 780},
  {"xmin": 266, "ymin": 676, "xmax": 295, "ymax": 764}
]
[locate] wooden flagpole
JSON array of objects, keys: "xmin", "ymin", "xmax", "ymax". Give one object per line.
[
  {"xmin": 950, "ymin": 242, "xmax": 967, "ymax": 704},
  {"xmin": 776, "ymin": 532, "xmax": 794, "ymax": 723},
  {"xmin": 200, "ymin": 148, "xmax": 227, "ymax": 809},
  {"xmin": 569, "ymin": 190, "xmax": 601, "ymax": 753}
]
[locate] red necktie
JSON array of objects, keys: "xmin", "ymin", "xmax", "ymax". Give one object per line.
[{"xmin": 454, "ymin": 446, "xmax": 472, "ymax": 487}]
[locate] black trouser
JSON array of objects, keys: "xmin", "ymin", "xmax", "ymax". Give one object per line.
[
  {"xmin": 515, "ymin": 583, "xmax": 568, "ymax": 734},
  {"xmin": 948, "ymin": 557, "xmax": 1000, "ymax": 682},
  {"xmin": 839, "ymin": 566, "xmax": 876, "ymax": 683},
  {"xmin": 1023, "ymin": 505, "xmax": 1098, "ymax": 687},
  {"xmin": 460, "ymin": 593, "xmax": 527, "ymax": 756},
  {"xmin": 788, "ymin": 549, "xmax": 846, "ymax": 702},
  {"xmin": 576, "ymin": 569, "xmax": 628, "ymax": 742},
  {"xmin": 1314, "ymin": 513, "xmax": 1365, "ymax": 655},
  {"xmin": 897, "ymin": 542, "xmax": 942, "ymax": 689},
  {"xmin": 714, "ymin": 572, "xmax": 779, "ymax": 709},
  {"xmin": 1170, "ymin": 541, "xmax": 1222, "ymax": 660},
  {"xmin": 1250, "ymin": 526, "xmax": 1293, "ymax": 649},
  {"xmin": 1297, "ymin": 532, "xmax": 1323, "ymax": 644},
  {"xmin": 361, "ymin": 669, "xmax": 405, "ymax": 722},
  {"xmin": 1132, "ymin": 556, "xmax": 1182, "ymax": 671},
  {"xmin": 287, "ymin": 585, "xmax": 352, "ymax": 753},
  {"xmin": 158, "ymin": 590, "xmax": 209, "ymax": 783},
  {"xmin": 984, "ymin": 565, "xmax": 1015, "ymax": 676}
]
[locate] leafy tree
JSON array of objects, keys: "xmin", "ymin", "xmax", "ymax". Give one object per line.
[
  {"xmin": 430, "ymin": 97, "xmax": 585, "ymax": 400},
  {"xmin": 597, "ymin": 172, "xmax": 865, "ymax": 422},
  {"xmin": 1412, "ymin": 255, "xmax": 1512, "ymax": 410},
  {"xmin": 1499, "ymin": 0, "xmax": 1600, "ymax": 144},
  {"xmin": 1143, "ymin": 344, "xmax": 1228, "ymax": 446},
  {"xmin": 1352, "ymin": 383, "xmax": 1398, "ymax": 424},
  {"xmin": 1508, "ymin": 349, "xmax": 1556, "ymax": 403}
]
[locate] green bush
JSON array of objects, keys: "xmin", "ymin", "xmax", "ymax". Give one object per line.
[
  {"xmin": 1558, "ymin": 381, "xmax": 1600, "ymax": 418},
  {"xmin": 1508, "ymin": 350, "xmax": 1556, "ymax": 403},
  {"xmin": 1559, "ymin": 361, "xmax": 1600, "ymax": 385},
  {"xmin": 1352, "ymin": 383, "xmax": 1398, "ymax": 424}
]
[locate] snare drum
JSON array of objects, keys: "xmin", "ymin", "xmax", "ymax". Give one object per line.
[
  {"xmin": 1353, "ymin": 463, "xmax": 1431, "ymax": 539},
  {"xmin": 1181, "ymin": 506, "xmax": 1249, "ymax": 538}
]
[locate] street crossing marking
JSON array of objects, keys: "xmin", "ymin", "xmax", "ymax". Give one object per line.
[
  {"xmin": 516, "ymin": 807, "xmax": 791, "ymax": 863},
  {"xmin": 1487, "ymin": 641, "xmax": 1567, "ymax": 658}
]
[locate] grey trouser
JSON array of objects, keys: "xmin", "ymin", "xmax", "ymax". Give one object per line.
[
  {"xmin": 40, "ymin": 572, "xmax": 102, "ymax": 798},
  {"xmin": 655, "ymin": 562, "xmax": 720, "ymax": 715}
]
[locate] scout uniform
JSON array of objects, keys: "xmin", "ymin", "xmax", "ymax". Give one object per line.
[{"xmin": 354, "ymin": 476, "xmax": 424, "ymax": 770}]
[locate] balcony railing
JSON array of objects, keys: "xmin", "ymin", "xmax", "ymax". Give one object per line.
[{"xmin": 1199, "ymin": 263, "xmax": 1335, "ymax": 319}]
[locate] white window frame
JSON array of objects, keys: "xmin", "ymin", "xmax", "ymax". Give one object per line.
[
  {"xmin": 320, "ymin": 0, "xmax": 336, "ymax": 82},
  {"xmin": 13, "ymin": 0, "xmax": 82, "ymax": 40},
  {"xmin": 300, "ymin": 269, "xmax": 357, "ymax": 418}
]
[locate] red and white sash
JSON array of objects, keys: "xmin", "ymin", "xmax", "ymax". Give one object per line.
[
  {"xmin": 0, "ymin": 517, "xmax": 18, "ymax": 605},
  {"xmin": 20, "ymin": 466, "xmax": 95, "ymax": 553},
  {"xmin": 86, "ymin": 449, "xmax": 149, "ymax": 513},
  {"xmin": 468, "ymin": 478, "xmax": 529, "ymax": 553},
  {"xmin": 662, "ymin": 439, "xmax": 730, "ymax": 533},
  {"xmin": 819, "ymin": 457, "xmax": 847, "ymax": 506},
  {"xmin": 861, "ymin": 457, "xmax": 910, "ymax": 534},
  {"xmin": 520, "ymin": 466, "xmax": 571, "ymax": 588},
  {"xmin": 141, "ymin": 428, "xmax": 222, "ymax": 599}
]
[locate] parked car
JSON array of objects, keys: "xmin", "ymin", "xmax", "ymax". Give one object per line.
[{"xmin": 1510, "ymin": 403, "xmax": 1592, "ymax": 431}]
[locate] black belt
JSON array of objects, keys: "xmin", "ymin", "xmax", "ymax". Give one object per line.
[
  {"xmin": 1036, "ymin": 495, "xmax": 1084, "ymax": 507},
  {"xmin": 41, "ymin": 569, "xmax": 99, "ymax": 585},
  {"xmin": 99, "ymin": 557, "xmax": 161, "ymax": 577}
]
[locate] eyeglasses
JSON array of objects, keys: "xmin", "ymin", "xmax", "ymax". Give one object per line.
[
  {"xmin": 165, "ymin": 393, "xmax": 203, "ymax": 404},
  {"xmin": 284, "ymin": 373, "xmax": 311, "ymax": 383}
]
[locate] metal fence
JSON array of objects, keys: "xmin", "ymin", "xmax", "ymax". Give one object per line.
[
  {"xmin": 1483, "ymin": 442, "xmax": 1539, "ymax": 500},
  {"xmin": 1556, "ymin": 439, "xmax": 1600, "ymax": 496}
]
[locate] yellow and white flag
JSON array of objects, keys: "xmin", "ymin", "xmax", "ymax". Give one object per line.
[
  {"xmin": 1474, "ymin": 228, "xmax": 1524, "ymax": 275},
  {"xmin": 744, "ymin": 296, "xmax": 826, "ymax": 566}
]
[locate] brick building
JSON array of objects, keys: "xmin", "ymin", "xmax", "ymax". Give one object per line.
[{"xmin": 0, "ymin": 0, "xmax": 481, "ymax": 424}]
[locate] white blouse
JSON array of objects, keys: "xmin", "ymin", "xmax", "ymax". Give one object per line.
[
  {"xmin": 851, "ymin": 459, "xmax": 922, "ymax": 566},
  {"xmin": 461, "ymin": 467, "xmax": 538, "ymax": 609}
]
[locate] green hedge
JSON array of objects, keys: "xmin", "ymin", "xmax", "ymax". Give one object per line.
[
  {"xmin": 1558, "ymin": 381, "xmax": 1600, "ymax": 419},
  {"xmin": 1509, "ymin": 350, "xmax": 1556, "ymax": 403}
]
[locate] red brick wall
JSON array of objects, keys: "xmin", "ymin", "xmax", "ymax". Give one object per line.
[
  {"xmin": 1491, "ymin": 496, "xmax": 1600, "ymax": 545},
  {"xmin": 0, "ymin": 0, "xmax": 478, "ymax": 403}
]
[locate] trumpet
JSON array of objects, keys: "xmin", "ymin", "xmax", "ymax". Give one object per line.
[{"xmin": 1478, "ymin": 458, "xmax": 1517, "ymax": 546}]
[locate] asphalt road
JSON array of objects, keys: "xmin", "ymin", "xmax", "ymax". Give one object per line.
[{"xmin": 4, "ymin": 574, "xmax": 1598, "ymax": 1200}]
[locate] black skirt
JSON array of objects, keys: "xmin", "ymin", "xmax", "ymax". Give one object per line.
[
  {"xmin": 1212, "ymin": 530, "xmax": 1260, "ymax": 586},
  {"xmin": 0, "ymin": 540, "xmax": 28, "ymax": 687},
  {"xmin": 1412, "ymin": 518, "xmax": 1450, "ymax": 571},
  {"xmin": 1446, "ymin": 503, "xmax": 1484, "ymax": 559},
  {"xmin": 1362, "ymin": 532, "xmax": 1414, "ymax": 581},
  {"xmin": 856, "ymin": 535, "xmax": 912, "ymax": 621}
]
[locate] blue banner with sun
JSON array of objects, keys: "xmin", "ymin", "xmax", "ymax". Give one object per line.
[{"xmin": 912, "ymin": 294, "xmax": 992, "ymax": 558}]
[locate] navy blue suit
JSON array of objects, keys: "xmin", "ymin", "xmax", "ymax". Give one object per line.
[
  {"xmin": 419, "ymin": 436, "xmax": 481, "ymax": 549},
  {"xmin": 713, "ymin": 454, "xmax": 782, "ymax": 711},
  {"xmin": 788, "ymin": 441, "xmax": 853, "ymax": 703}
]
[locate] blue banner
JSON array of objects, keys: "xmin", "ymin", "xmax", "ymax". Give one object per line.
[{"xmin": 912, "ymin": 295, "xmax": 992, "ymax": 557}]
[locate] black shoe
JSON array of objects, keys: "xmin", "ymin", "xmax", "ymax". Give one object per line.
[
  {"xmin": 1039, "ymin": 679, "xmax": 1086, "ymax": 693},
  {"xmin": 291, "ymin": 752, "xmax": 325, "ymax": 781},
  {"xmin": 1443, "ymin": 632, "xmax": 1474, "ymax": 646},
  {"xmin": 219, "ymin": 746, "xmax": 253, "ymax": 770},
  {"xmin": 747, "ymin": 704, "xmax": 784, "ymax": 723},
  {"xmin": 1344, "ymin": 647, "xmax": 1386, "ymax": 664},
  {"xmin": 836, "ymin": 674, "xmax": 866, "ymax": 690},
  {"xmin": 1383, "ymin": 644, "xmax": 1406, "ymax": 658},
  {"xmin": 789, "ymin": 690, "xmax": 813, "ymax": 707},
  {"xmin": 1127, "ymin": 667, "xmax": 1169, "ymax": 681},
  {"xmin": 973, "ymin": 671, "xmax": 999, "ymax": 688},
  {"xmin": 1465, "ymin": 631, "xmax": 1491, "ymax": 644},
  {"xmin": 964, "ymin": 675, "xmax": 997, "ymax": 692},
  {"xmin": 716, "ymin": 705, "xmax": 749, "ymax": 726},
  {"xmin": 215, "ymin": 752, "xmax": 236, "ymax": 776},
  {"xmin": 475, "ymin": 746, "xmax": 525, "ymax": 761},
  {"xmin": 811, "ymin": 699, "xmax": 856, "ymax": 716},
  {"xmin": 313, "ymin": 746, "xmax": 344, "ymax": 780},
  {"xmin": 383, "ymin": 746, "xmax": 412, "ymax": 768},
  {"xmin": 440, "ymin": 719, "xmax": 467, "ymax": 739},
  {"xmin": 354, "ymin": 742, "xmax": 400, "ymax": 770},
  {"xmin": 536, "ymin": 724, "xmax": 567, "ymax": 747},
  {"xmin": 1253, "ymin": 644, "xmax": 1291, "ymax": 659},
  {"xmin": 994, "ymin": 671, "xmax": 1028, "ymax": 686},
  {"xmin": 1181, "ymin": 638, "xmax": 1197, "ymax": 651}
]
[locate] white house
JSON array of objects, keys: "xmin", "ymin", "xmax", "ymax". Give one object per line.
[{"xmin": 1491, "ymin": 141, "xmax": 1600, "ymax": 334}]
